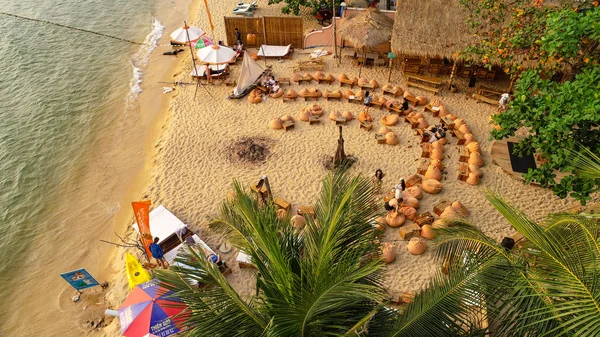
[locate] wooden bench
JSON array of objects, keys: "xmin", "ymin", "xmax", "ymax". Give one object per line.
[
  {"xmin": 472, "ymin": 93, "xmax": 498, "ymax": 106},
  {"xmin": 316, "ymin": 77, "xmax": 335, "ymax": 85},
  {"xmin": 294, "ymin": 78, "xmax": 313, "ymax": 85},
  {"xmin": 297, "ymin": 206, "xmax": 315, "ymax": 218},
  {"xmin": 405, "ymin": 116, "xmax": 419, "ymax": 129},
  {"xmin": 457, "ymin": 163, "xmax": 469, "ymax": 181},
  {"xmin": 276, "ymin": 77, "xmax": 291, "ymax": 85},
  {"xmin": 308, "ymin": 116, "xmax": 321, "ymax": 125},
  {"xmin": 405, "ymin": 95, "xmax": 419, "ymax": 106},
  {"xmin": 459, "ymin": 147, "xmax": 469, "ymax": 162},
  {"xmin": 399, "ymin": 223, "xmax": 421, "ymax": 240},
  {"xmin": 360, "ymin": 120, "xmax": 373, "ymax": 131},
  {"xmin": 433, "ymin": 200, "xmax": 451, "ymax": 216},
  {"xmin": 375, "ymin": 133, "xmax": 387, "ymax": 144},
  {"xmin": 439, "ymin": 116, "xmax": 455, "ymax": 130},
  {"xmin": 417, "ymin": 158, "xmax": 429, "ymax": 175},
  {"xmin": 335, "ymin": 116, "xmax": 347, "ymax": 125},
  {"xmin": 405, "ymin": 174, "xmax": 422, "ymax": 188},
  {"xmin": 339, "ymin": 78, "xmax": 356, "ymax": 88},
  {"xmin": 407, "ymin": 81, "xmax": 440, "ymax": 95},
  {"xmin": 383, "ymin": 87, "xmax": 402, "ymax": 97},
  {"xmin": 421, "ymin": 143, "xmax": 432, "ymax": 158},
  {"xmin": 274, "ymin": 196, "xmax": 291, "ymax": 211},
  {"xmin": 282, "ymin": 120, "xmax": 295, "ymax": 131},
  {"xmin": 347, "ymin": 96, "xmax": 362, "ymax": 104},
  {"xmin": 453, "ymin": 129, "xmax": 466, "ymax": 145},
  {"xmin": 414, "ymin": 212, "xmax": 435, "ymax": 227},
  {"xmin": 302, "ymin": 93, "xmax": 321, "ymax": 101},
  {"xmin": 415, "ymin": 129, "xmax": 430, "ymax": 143},
  {"xmin": 371, "ymin": 100, "xmax": 385, "ymax": 110},
  {"xmin": 325, "ymin": 94, "xmax": 342, "ymax": 101}
]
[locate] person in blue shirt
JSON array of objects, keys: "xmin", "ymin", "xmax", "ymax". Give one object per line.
[
  {"xmin": 363, "ymin": 91, "xmax": 373, "ymax": 112},
  {"xmin": 149, "ymin": 237, "xmax": 168, "ymax": 269}
]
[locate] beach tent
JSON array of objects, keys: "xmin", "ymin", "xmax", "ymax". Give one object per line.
[
  {"xmin": 196, "ymin": 45, "xmax": 236, "ymax": 65},
  {"xmin": 229, "ymin": 51, "xmax": 268, "ymax": 99},
  {"xmin": 170, "ymin": 25, "xmax": 205, "ymax": 44}
]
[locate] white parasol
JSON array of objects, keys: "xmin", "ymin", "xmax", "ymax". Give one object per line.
[
  {"xmin": 196, "ymin": 45, "xmax": 236, "ymax": 65},
  {"xmin": 170, "ymin": 25, "xmax": 205, "ymax": 44}
]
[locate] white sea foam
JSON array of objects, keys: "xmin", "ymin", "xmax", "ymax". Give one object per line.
[{"xmin": 127, "ymin": 17, "xmax": 164, "ymax": 103}]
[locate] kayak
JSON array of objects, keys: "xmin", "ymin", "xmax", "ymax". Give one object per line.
[{"xmin": 126, "ymin": 252, "xmax": 152, "ymax": 290}]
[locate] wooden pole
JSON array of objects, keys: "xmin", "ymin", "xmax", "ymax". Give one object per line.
[
  {"xmin": 448, "ymin": 61, "xmax": 458, "ymax": 90},
  {"xmin": 261, "ymin": 17, "xmax": 268, "ymax": 68},
  {"xmin": 387, "ymin": 58, "xmax": 393, "ymax": 83},
  {"xmin": 185, "ymin": 21, "xmax": 212, "ymax": 99},
  {"xmin": 359, "ymin": 47, "xmax": 365, "ymax": 77},
  {"xmin": 508, "ymin": 73, "xmax": 518, "ymax": 92},
  {"xmin": 333, "ymin": 0, "xmax": 338, "ymax": 63}
]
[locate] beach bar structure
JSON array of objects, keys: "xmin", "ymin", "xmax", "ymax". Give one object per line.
[{"xmin": 390, "ymin": 0, "xmax": 479, "ymax": 87}]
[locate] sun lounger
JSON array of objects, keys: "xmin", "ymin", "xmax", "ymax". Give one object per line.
[
  {"xmin": 190, "ymin": 64, "xmax": 228, "ymax": 80},
  {"xmin": 236, "ymin": 251, "xmax": 256, "ymax": 268},
  {"xmin": 257, "ymin": 44, "xmax": 293, "ymax": 59}
]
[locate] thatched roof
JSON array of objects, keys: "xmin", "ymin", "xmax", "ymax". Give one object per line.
[
  {"xmin": 391, "ymin": 0, "xmax": 477, "ymax": 60},
  {"xmin": 338, "ymin": 8, "xmax": 394, "ymax": 49}
]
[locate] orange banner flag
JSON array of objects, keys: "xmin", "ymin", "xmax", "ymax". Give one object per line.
[
  {"xmin": 203, "ymin": 0, "xmax": 215, "ymax": 33},
  {"xmin": 132, "ymin": 200, "xmax": 153, "ymax": 259}
]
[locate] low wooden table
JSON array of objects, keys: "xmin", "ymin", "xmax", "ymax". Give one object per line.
[
  {"xmin": 308, "ymin": 116, "xmax": 321, "ymax": 125},
  {"xmin": 405, "ymin": 174, "xmax": 422, "ymax": 188},
  {"xmin": 283, "ymin": 96, "xmax": 297, "ymax": 102},
  {"xmin": 325, "ymin": 94, "xmax": 342, "ymax": 101},
  {"xmin": 297, "ymin": 206, "xmax": 315, "ymax": 218},
  {"xmin": 405, "ymin": 116, "xmax": 419, "ymax": 129},
  {"xmin": 440, "ymin": 116, "xmax": 455, "ymax": 130},
  {"xmin": 453, "ymin": 130, "xmax": 466, "ymax": 145},
  {"xmin": 424, "ymin": 104, "xmax": 441, "ymax": 117},
  {"xmin": 360, "ymin": 121, "xmax": 373, "ymax": 131},
  {"xmin": 302, "ymin": 93, "xmax": 321, "ymax": 101},
  {"xmin": 274, "ymin": 196, "xmax": 291, "ymax": 211},
  {"xmin": 433, "ymin": 200, "xmax": 451, "ymax": 216},
  {"xmin": 415, "ymin": 212, "xmax": 435, "ymax": 227},
  {"xmin": 399, "ymin": 223, "xmax": 421, "ymax": 240},
  {"xmin": 459, "ymin": 147, "xmax": 469, "ymax": 162},
  {"xmin": 276, "ymin": 77, "xmax": 291, "ymax": 85},
  {"xmin": 417, "ymin": 158, "xmax": 429, "ymax": 175},
  {"xmin": 335, "ymin": 116, "xmax": 347, "ymax": 125},
  {"xmin": 458, "ymin": 163, "xmax": 469, "ymax": 181},
  {"xmin": 421, "ymin": 143, "xmax": 432, "ymax": 158},
  {"xmin": 375, "ymin": 133, "xmax": 387, "ymax": 144},
  {"xmin": 348, "ymin": 96, "xmax": 362, "ymax": 104},
  {"xmin": 282, "ymin": 120, "xmax": 295, "ymax": 131}
]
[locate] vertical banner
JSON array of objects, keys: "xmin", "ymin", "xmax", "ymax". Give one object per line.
[{"xmin": 132, "ymin": 200, "xmax": 153, "ymax": 259}]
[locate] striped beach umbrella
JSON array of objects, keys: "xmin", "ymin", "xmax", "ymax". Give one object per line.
[{"xmin": 118, "ymin": 280, "xmax": 187, "ymax": 337}]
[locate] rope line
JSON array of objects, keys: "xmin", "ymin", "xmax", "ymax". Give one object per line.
[{"xmin": 0, "ymin": 11, "xmax": 147, "ymax": 45}]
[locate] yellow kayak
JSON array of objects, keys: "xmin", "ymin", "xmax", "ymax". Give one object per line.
[{"xmin": 126, "ymin": 252, "xmax": 152, "ymax": 290}]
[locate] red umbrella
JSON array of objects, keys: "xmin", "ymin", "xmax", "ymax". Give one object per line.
[{"xmin": 118, "ymin": 280, "xmax": 187, "ymax": 337}]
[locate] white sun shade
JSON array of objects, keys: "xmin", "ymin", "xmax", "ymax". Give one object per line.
[
  {"xmin": 196, "ymin": 45, "xmax": 236, "ymax": 65},
  {"xmin": 170, "ymin": 25, "xmax": 205, "ymax": 44}
]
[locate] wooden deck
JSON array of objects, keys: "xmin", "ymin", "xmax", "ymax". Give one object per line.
[{"xmin": 491, "ymin": 138, "xmax": 568, "ymax": 183}]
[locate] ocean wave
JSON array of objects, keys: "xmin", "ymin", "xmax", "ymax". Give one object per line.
[{"xmin": 127, "ymin": 17, "xmax": 164, "ymax": 104}]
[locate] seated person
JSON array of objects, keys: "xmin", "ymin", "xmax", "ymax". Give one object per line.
[
  {"xmin": 270, "ymin": 81, "xmax": 280, "ymax": 95},
  {"xmin": 268, "ymin": 76, "xmax": 276, "ymax": 87},
  {"xmin": 203, "ymin": 247, "xmax": 223, "ymax": 267},
  {"xmin": 426, "ymin": 125, "xmax": 439, "ymax": 143},
  {"xmin": 401, "ymin": 99, "xmax": 409, "ymax": 111},
  {"xmin": 384, "ymin": 197, "xmax": 402, "ymax": 212},
  {"xmin": 260, "ymin": 75, "xmax": 269, "ymax": 87}
]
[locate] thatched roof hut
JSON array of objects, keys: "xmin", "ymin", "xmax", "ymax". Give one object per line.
[
  {"xmin": 391, "ymin": 0, "xmax": 476, "ymax": 60},
  {"xmin": 339, "ymin": 8, "xmax": 394, "ymax": 49}
]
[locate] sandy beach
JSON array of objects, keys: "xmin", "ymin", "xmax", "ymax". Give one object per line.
[{"xmin": 98, "ymin": 0, "xmax": 583, "ymax": 335}]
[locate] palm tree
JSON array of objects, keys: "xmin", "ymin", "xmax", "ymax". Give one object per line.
[
  {"xmin": 423, "ymin": 190, "xmax": 600, "ymax": 337},
  {"xmin": 156, "ymin": 170, "xmax": 390, "ymax": 336}
]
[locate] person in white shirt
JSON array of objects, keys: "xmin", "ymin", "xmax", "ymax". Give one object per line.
[
  {"xmin": 270, "ymin": 82, "xmax": 280, "ymax": 96},
  {"xmin": 394, "ymin": 178, "xmax": 406, "ymax": 200},
  {"xmin": 499, "ymin": 93, "xmax": 511, "ymax": 111}
]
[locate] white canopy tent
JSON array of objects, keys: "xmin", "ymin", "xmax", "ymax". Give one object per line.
[
  {"xmin": 232, "ymin": 52, "xmax": 265, "ymax": 97},
  {"xmin": 170, "ymin": 25, "xmax": 205, "ymax": 44},
  {"xmin": 196, "ymin": 45, "xmax": 236, "ymax": 65}
]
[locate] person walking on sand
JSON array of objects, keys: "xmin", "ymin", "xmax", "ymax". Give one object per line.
[
  {"xmin": 363, "ymin": 91, "xmax": 373, "ymax": 112},
  {"xmin": 149, "ymin": 237, "xmax": 168, "ymax": 269}
]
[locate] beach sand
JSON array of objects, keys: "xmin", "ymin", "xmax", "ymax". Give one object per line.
[{"xmin": 101, "ymin": 1, "xmax": 579, "ymax": 335}]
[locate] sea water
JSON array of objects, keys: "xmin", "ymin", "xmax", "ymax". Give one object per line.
[{"xmin": 0, "ymin": 0, "xmax": 176, "ymax": 334}]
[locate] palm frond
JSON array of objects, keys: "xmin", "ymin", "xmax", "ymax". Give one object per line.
[
  {"xmin": 155, "ymin": 246, "xmax": 268, "ymax": 337},
  {"xmin": 484, "ymin": 191, "xmax": 600, "ymax": 337},
  {"xmin": 570, "ymin": 146, "xmax": 600, "ymax": 179}
]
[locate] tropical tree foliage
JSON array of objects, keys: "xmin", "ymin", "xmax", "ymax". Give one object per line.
[
  {"xmin": 460, "ymin": 0, "xmax": 600, "ymax": 204},
  {"xmin": 267, "ymin": 0, "xmax": 341, "ymax": 16}
]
